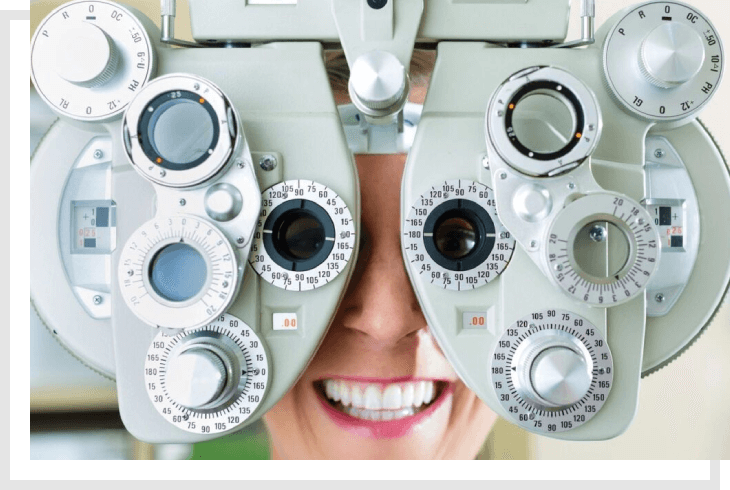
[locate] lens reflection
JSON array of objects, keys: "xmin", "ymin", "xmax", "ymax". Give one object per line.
[
  {"xmin": 149, "ymin": 242, "xmax": 207, "ymax": 302},
  {"xmin": 434, "ymin": 215, "xmax": 478, "ymax": 260}
]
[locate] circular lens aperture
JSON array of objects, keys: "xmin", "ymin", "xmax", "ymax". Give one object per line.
[
  {"xmin": 511, "ymin": 91, "xmax": 577, "ymax": 154},
  {"xmin": 433, "ymin": 213, "xmax": 478, "ymax": 260},
  {"xmin": 573, "ymin": 221, "xmax": 631, "ymax": 279},
  {"xmin": 263, "ymin": 199, "xmax": 335, "ymax": 272},
  {"xmin": 149, "ymin": 242, "xmax": 207, "ymax": 302},
  {"xmin": 138, "ymin": 90, "xmax": 220, "ymax": 171}
]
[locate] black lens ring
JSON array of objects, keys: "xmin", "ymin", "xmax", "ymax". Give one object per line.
[
  {"xmin": 138, "ymin": 90, "xmax": 220, "ymax": 171},
  {"xmin": 423, "ymin": 199, "xmax": 496, "ymax": 272},
  {"xmin": 263, "ymin": 199, "xmax": 336, "ymax": 272},
  {"xmin": 504, "ymin": 80, "xmax": 585, "ymax": 162}
]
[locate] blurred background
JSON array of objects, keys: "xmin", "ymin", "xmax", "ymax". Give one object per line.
[{"xmin": 30, "ymin": 0, "xmax": 730, "ymax": 460}]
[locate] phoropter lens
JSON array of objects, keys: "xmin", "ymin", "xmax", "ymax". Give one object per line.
[
  {"xmin": 511, "ymin": 91, "xmax": 576, "ymax": 154},
  {"xmin": 423, "ymin": 199, "xmax": 496, "ymax": 272},
  {"xmin": 138, "ymin": 90, "xmax": 220, "ymax": 171},
  {"xmin": 434, "ymin": 215, "xmax": 478, "ymax": 260},
  {"xmin": 275, "ymin": 211, "xmax": 326, "ymax": 262},
  {"xmin": 149, "ymin": 242, "xmax": 207, "ymax": 302},
  {"xmin": 263, "ymin": 199, "xmax": 336, "ymax": 272}
]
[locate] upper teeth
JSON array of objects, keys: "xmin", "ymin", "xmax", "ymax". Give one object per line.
[{"xmin": 323, "ymin": 380, "xmax": 436, "ymax": 410}]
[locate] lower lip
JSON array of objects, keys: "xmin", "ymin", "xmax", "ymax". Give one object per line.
[{"xmin": 315, "ymin": 383, "xmax": 454, "ymax": 439}]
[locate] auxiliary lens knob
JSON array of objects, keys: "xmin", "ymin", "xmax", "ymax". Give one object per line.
[
  {"xmin": 54, "ymin": 22, "xmax": 119, "ymax": 88},
  {"xmin": 527, "ymin": 346, "xmax": 592, "ymax": 407},
  {"xmin": 492, "ymin": 310, "xmax": 613, "ymax": 434},
  {"xmin": 145, "ymin": 314, "xmax": 270, "ymax": 434},
  {"xmin": 165, "ymin": 346, "xmax": 230, "ymax": 410},
  {"xmin": 349, "ymin": 50, "xmax": 409, "ymax": 118},
  {"xmin": 639, "ymin": 22, "xmax": 705, "ymax": 89}
]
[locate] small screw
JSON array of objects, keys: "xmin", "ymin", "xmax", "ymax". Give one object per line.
[
  {"xmin": 236, "ymin": 159, "xmax": 245, "ymax": 169},
  {"xmin": 259, "ymin": 154, "xmax": 277, "ymax": 171},
  {"xmin": 443, "ymin": 192, "xmax": 450, "ymax": 199},
  {"xmin": 497, "ymin": 110, "xmax": 504, "ymax": 117},
  {"xmin": 482, "ymin": 156, "xmax": 490, "ymax": 169},
  {"xmin": 638, "ymin": 218, "xmax": 645, "ymax": 225},
  {"xmin": 598, "ymin": 368, "xmax": 605, "ymax": 375},
  {"xmin": 127, "ymin": 269, "xmax": 134, "ymax": 276},
  {"xmin": 236, "ymin": 236, "xmax": 245, "ymax": 245},
  {"xmin": 588, "ymin": 124, "xmax": 595, "ymax": 131},
  {"xmin": 179, "ymin": 198, "xmax": 186, "ymax": 206},
  {"xmin": 93, "ymin": 149, "xmax": 104, "ymax": 159},
  {"xmin": 499, "ymin": 172, "xmax": 508, "ymax": 180},
  {"xmin": 655, "ymin": 293, "xmax": 665, "ymax": 303},
  {"xmin": 567, "ymin": 182, "xmax": 576, "ymax": 190},
  {"xmin": 194, "ymin": 83, "xmax": 200, "ymax": 90},
  {"xmin": 529, "ymin": 323, "xmax": 537, "ymax": 329},
  {"xmin": 160, "ymin": 169, "xmax": 166, "ymax": 177},
  {"xmin": 222, "ymin": 281, "xmax": 229, "ymax": 288},
  {"xmin": 93, "ymin": 295, "xmax": 103, "ymax": 305},
  {"xmin": 529, "ymin": 414, "xmax": 535, "ymax": 420},
  {"xmin": 529, "ymin": 240, "xmax": 538, "ymax": 248},
  {"xmin": 554, "ymin": 264, "xmax": 564, "ymax": 272},
  {"xmin": 589, "ymin": 225, "xmax": 607, "ymax": 242},
  {"xmin": 654, "ymin": 149, "xmax": 665, "ymax": 159}
]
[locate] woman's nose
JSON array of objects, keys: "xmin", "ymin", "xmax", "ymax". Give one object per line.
[{"xmin": 339, "ymin": 237, "xmax": 426, "ymax": 347}]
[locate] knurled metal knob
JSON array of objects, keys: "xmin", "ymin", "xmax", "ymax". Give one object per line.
[
  {"xmin": 639, "ymin": 22, "xmax": 705, "ymax": 89},
  {"xmin": 348, "ymin": 50, "xmax": 409, "ymax": 118},
  {"xmin": 165, "ymin": 346, "xmax": 229, "ymax": 409},
  {"xmin": 54, "ymin": 21, "xmax": 120, "ymax": 88},
  {"xmin": 529, "ymin": 346, "xmax": 592, "ymax": 407}
]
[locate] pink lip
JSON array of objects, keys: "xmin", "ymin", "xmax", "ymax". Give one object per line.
[{"xmin": 315, "ymin": 377, "xmax": 454, "ymax": 439}]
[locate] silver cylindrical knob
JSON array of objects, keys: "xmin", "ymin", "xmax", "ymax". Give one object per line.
[
  {"xmin": 54, "ymin": 22, "xmax": 119, "ymax": 88},
  {"xmin": 165, "ymin": 346, "xmax": 229, "ymax": 409},
  {"xmin": 348, "ymin": 50, "xmax": 409, "ymax": 118},
  {"xmin": 639, "ymin": 22, "xmax": 705, "ymax": 89},
  {"xmin": 529, "ymin": 347, "xmax": 592, "ymax": 407}
]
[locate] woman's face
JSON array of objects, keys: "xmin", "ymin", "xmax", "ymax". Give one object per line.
[{"xmin": 263, "ymin": 143, "xmax": 498, "ymax": 458}]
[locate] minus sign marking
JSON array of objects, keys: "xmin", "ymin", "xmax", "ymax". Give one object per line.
[{"xmin": 662, "ymin": 16, "xmax": 672, "ymax": 21}]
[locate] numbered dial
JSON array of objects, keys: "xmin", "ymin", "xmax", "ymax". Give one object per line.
[
  {"xmin": 31, "ymin": 1, "xmax": 155, "ymax": 122},
  {"xmin": 250, "ymin": 180, "xmax": 356, "ymax": 291},
  {"xmin": 603, "ymin": 1, "xmax": 723, "ymax": 122},
  {"xmin": 492, "ymin": 310, "xmax": 613, "ymax": 434},
  {"xmin": 403, "ymin": 180, "xmax": 515, "ymax": 291},
  {"xmin": 119, "ymin": 215, "xmax": 238, "ymax": 329},
  {"xmin": 546, "ymin": 193, "xmax": 660, "ymax": 306},
  {"xmin": 145, "ymin": 314, "xmax": 269, "ymax": 434}
]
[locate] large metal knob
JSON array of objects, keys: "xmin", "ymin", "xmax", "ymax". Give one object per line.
[
  {"xmin": 516, "ymin": 330, "xmax": 593, "ymax": 409},
  {"xmin": 348, "ymin": 50, "xmax": 409, "ymax": 118},
  {"xmin": 165, "ymin": 345, "xmax": 229, "ymax": 409},
  {"xmin": 529, "ymin": 347, "xmax": 592, "ymax": 407},
  {"xmin": 54, "ymin": 21, "xmax": 119, "ymax": 88},
  {"xmin": 639, "ymin": 22, "xmax": 705, "ymax": 89}
]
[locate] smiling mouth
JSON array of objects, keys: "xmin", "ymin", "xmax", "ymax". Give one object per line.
[{"xmin": 314, "ymin": 379, "xmax": 448, "ymax": 422}]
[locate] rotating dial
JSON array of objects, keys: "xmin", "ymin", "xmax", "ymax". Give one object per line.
[
  {"xmin": 119, "ymin": 215, "xmax": 238, "ymax": 329},
  {"xmin": 31, "ymin": 1, "xmax": 155, "ymax": 121},
  {"xmin": 603, "ymin": 1, "xmax": 723, "ymax": 122},
  {"xmin": 492, "ymin": 309, "xmax": 613, "ymax": 434},
  {"xmin": 403, "ymin": 180, "xmax": 515, "ymax": 291},
  {"xmin": 249, "ymin": 180, "xmax": 356, "ymax": 291},
  {"xmin": 546, "ymin": 193, "xmax": 660, "ymax": 306},
  {"xmin": 145, "ymin": 314, "xmax": 269, "ymax": 434}
]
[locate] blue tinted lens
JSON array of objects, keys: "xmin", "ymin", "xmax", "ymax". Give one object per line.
[{"xmin": 149, "ymin": 243, "xmax": 207, "ymax": 302}]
